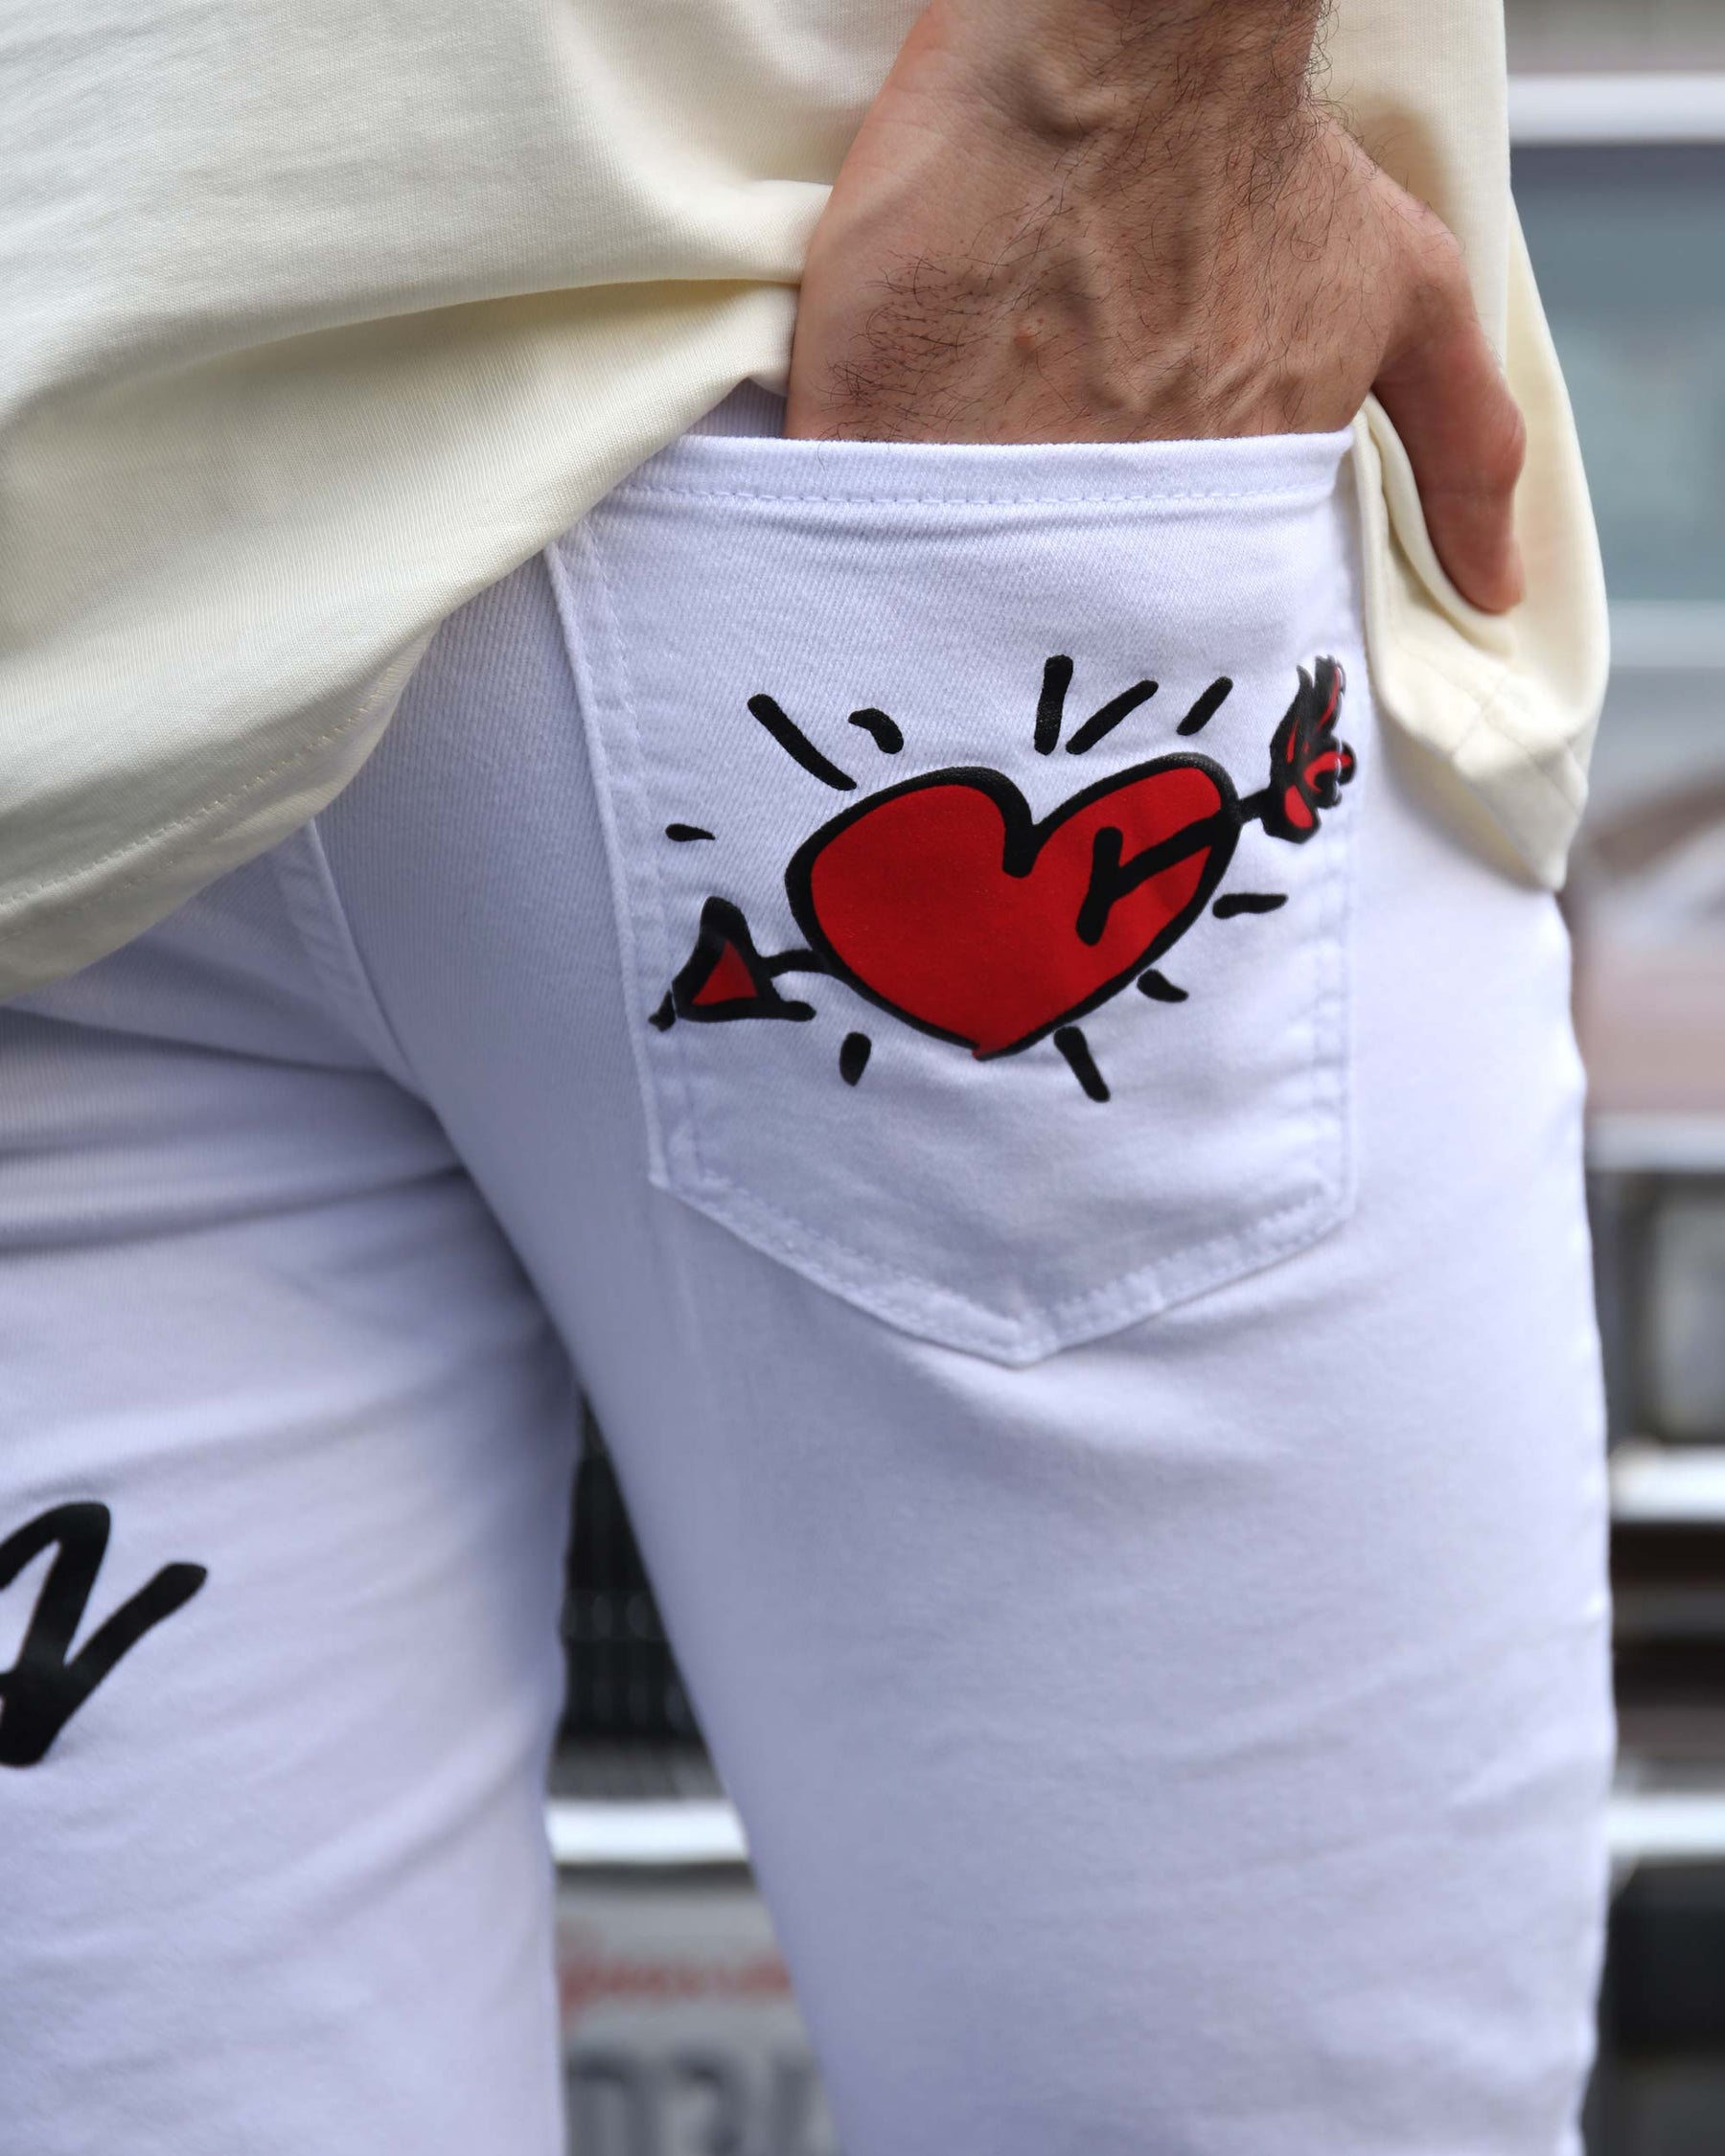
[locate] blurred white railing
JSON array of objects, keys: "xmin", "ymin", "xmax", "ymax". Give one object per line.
[
  {"xmin": 1511, "ymin": 73, "xmax": 1725, "ymax": 144},
  {"xmin": 547, "ymin": 1785, "xmax": 1725, "ymax": 1874}
]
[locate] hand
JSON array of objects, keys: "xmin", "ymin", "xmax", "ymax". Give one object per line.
[{"xmin": 787, "ymin": 0, "xmax": 1526, "ymax": 612}]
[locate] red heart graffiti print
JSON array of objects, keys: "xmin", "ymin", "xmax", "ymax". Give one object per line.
[{"xmin": 661, "ymin": 658, "xmax": 1355, "ymax": 1098}]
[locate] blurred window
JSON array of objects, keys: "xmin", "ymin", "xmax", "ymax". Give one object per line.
[{"xmin": 1514, "ymin": 144, "xmax": 1725, "ymax": 605}]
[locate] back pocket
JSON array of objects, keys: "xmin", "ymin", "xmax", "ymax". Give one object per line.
[{"xmin": 550, "ymin": 427, "xmax": 1363, "ymax": 1364}]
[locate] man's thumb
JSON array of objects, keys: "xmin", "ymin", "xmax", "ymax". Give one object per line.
[{"xmin": 1372, "ymin": 214, "xmax": 1527, "ymax": 615}]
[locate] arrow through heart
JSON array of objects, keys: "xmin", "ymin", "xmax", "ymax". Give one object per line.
[{"xmin": 659, "ymin": 657, "xmax": 1354, "ymax": 1092}]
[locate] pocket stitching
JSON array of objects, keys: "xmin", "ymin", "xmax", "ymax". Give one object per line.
[
  {"xmin": 613, "ymin": 482, "xmax": 1346, "ymax": 513},
  {"xmin": 573, "ymin": 509, "xmax": 1354, "ymax": 1345},
  {"xmin": 564, "ymin": 507, "xmax": 1356, "ymax": 1357},
  {"xmin": 658, "ymin": 815, "xmax": 1351, "ymax": 1342},
  {"xmin": 674, "ymin": 1144, "xmax": 1346, "ymax": 1351},
  {"xmin": 546, "ymin": 524, "xmax": 678, "ymax": 1187}
]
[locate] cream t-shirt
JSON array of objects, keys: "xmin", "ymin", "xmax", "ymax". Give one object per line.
[{"xmin": 0, "ymin": 0, "xmax": 1606, "ymax": 996}]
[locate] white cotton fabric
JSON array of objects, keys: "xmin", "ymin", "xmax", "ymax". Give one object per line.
[
  {"xmin": 560, "ymin": 424, "xmax": 1360, "ymax": 1359},
  {"xmin": 0, "ymin": 0, "xmax": 1605, "ymax": 998},
  {"xmin": 0, "ymin": 428, "xmax": 1613, "ymax": 2153}
]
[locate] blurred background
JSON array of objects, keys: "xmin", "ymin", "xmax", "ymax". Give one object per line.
[{"xmin": 551, "ymin": 6, "xmax": 1725, "ymax": 2147}]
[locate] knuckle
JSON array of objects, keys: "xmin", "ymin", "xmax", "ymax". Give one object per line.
[
  {"xmin": 1377, "ymin": 192, "xmax": 1470, "ymax": 328},
  {"xmin": 1405, "ymin": 218, "xmax": 1471, "ymax": 324}
]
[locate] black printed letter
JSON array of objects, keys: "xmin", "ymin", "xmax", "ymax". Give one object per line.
[{"xmin": 0, "ymin": 1503, "xmax": 207, "ymax": 1767}]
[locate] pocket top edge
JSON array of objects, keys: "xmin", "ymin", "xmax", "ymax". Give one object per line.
[{"xmin": 611, "ymin": 424, "xmax": 1354, "ymax": 513}]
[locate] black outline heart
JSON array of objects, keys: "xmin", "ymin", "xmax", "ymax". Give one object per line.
[{"xmin": 784, "ymin": 756, "xmax": 1243, "ymax": 1059}]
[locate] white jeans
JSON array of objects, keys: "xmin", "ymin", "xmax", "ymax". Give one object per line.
[{"xmin": 0, "ymin": 407, "xmax": 1613, "ymax": 2154}]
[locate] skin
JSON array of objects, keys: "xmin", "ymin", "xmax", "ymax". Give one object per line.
[{"xmin": 786, "ymin": 0, "xmax": 1527, "ymax": 613}]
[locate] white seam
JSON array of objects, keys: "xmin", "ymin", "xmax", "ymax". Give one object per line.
[
  {"xmin": 0, "ymin": 651, "xmax": 420, "ymax": 942},
  {"xmin": 677, "ymin": 1157, "xmax": 1339, "ymax": 1341},
  {"xmin": 543, "ymin": 530, "xmax": 681, "ymax": 1191},
  {"xmin": 609, "ymin": 483, "xmax": 1342, "ymax": 512},
  {"xmin": 1460, "ymin": 680, "xmax": 1591, "ymax": 813},
  {"xmin": 269, "ymin": 819, "xmax": 425, "ymax": 1098},
  {"xmin": 1399, "ymin": 636, "xmax": 1586, "ymax": 818},
  {"xmin": 579, "ymin": 522, "xmax": 724, "ymax": 1200}
]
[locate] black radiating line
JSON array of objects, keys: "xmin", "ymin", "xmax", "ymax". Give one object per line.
[
  {"xmin": 765, "ymin": 949, "xmax": 826, "ymax": 977},
  {"xmin": 1213, "ymin": 891, "xmax": 1287, "ymax": 919},
  {"xmin": 1177, "ymin": 677, "xmax": 1234, "ymax": 736},
  {"xmin": 664, "ymin": 823, "xmax": 715, "ymax": 842},
  {"xmin": 1067, "ymin": 679, "xmax": 1158, "ymax": 755},
  {"xmin": 1137, "ymin": 969, "xmax": 1188, "ymax": 1003},
  {"xmin": 747, "ymin": 695, "xmax": 856, "ymax": 791},
  {"xmin": 847, "ymin": 707, "xmax": 904, "ymax": 755},
  {"xmin": 649, "ymin": 993, "xmax": 676, "ymax": 1030},
  {"xmin": 839, "ymin": 1032, "xmax": 872, "ymax": 1086},
  {"xmin": 1053, "ymin": 1025, "xmax": 1110, "ymax": 1102},
  {"xmin": 1035, "ymin": 655, "xmax": 1073, "ymax": 754}
]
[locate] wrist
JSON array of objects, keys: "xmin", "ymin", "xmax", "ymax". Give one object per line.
[{"xmin": 957, "ymin": 0, "xmax": 1324, "ymax": 149}]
